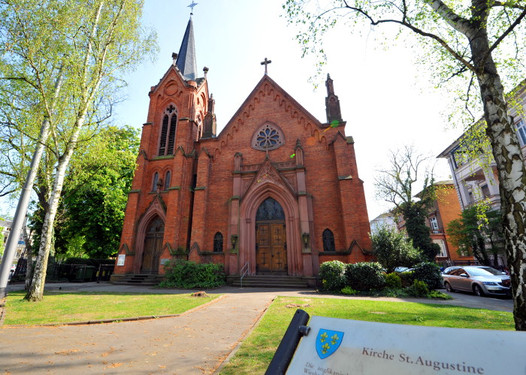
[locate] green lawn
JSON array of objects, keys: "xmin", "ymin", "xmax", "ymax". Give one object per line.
[
  {"xmin": 3, "ymin": 291, "xmax": 219, "ymax": 325},
  {"xmin": 219, "ymin": 296, "xmax": 514, "ymax": 374}
]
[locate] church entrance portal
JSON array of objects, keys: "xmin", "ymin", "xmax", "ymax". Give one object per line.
[
  {"xmin": 255, "ymin": 198, "xmax": 287, "ymax": 274},
  {"xmin": 141, "ymin": 216, "xmax": 164, "ymax": 274}
]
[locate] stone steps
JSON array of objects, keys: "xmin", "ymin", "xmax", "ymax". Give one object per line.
[
  {"xmin": 110, "ymin": 273, "xmax": 163, "ymax": 286},
  {"xmin": 227, "ymin": 275, "xmax": 314, "ymax": 288}
]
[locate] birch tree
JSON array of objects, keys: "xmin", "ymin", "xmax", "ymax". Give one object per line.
[
  {"xmin": 284, "ymin": 0, "xmax": 526, "ymax": 330},
  {"xmin": 0, "ymin": 0, "xmax": 155, "ymax": 301}
]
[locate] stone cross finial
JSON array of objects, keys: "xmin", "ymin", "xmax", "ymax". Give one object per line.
[{"xmin": 261, "ymin": 58, "xmax": 272, "ymax": 74}]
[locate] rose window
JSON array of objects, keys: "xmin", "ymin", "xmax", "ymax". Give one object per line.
[{"xmin": 252, "ymin": 123, "xmax": 284, "ymax": 151}]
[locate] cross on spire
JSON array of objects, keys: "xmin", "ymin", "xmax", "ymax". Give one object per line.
[
  {"xmin": 261, "ymin": 57, "xmax": 272, "ymax": 75},
  {"xmin": 188, "ymin": 1, "xmax": 198, "ymax": 15}
]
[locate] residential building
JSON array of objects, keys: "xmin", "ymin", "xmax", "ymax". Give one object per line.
[{"xmin": 438, "ymin": 81, "xmax": 526, "ymax": 211}]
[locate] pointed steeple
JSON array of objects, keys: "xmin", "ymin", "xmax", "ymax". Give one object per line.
[{"xmin": 176, "ymin": 17, "xmax": 197, "ymax": 81}]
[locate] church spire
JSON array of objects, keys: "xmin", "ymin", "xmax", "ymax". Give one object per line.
[{"xmin": 176, "ymin": 17, "xmax": 198, "ymax": 81}]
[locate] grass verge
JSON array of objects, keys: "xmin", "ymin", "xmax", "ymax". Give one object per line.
[
  {"xmin": 219, "ymin": 296, "xmax": 514, "ymax": 374},
  {"xmin": 4, "ymin": 291, "xmax": 219, "ymax": 325}
]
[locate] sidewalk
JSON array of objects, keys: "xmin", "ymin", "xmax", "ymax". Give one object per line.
[{"xmin": 0, "ymin": 282, "xmax": 514, "ymax": 374}]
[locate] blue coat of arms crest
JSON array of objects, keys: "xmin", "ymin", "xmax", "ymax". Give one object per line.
[{"xmin": 316, "ymin": 329, "xmax": 344, "ymax": 359}]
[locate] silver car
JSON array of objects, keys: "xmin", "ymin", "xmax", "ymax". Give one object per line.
[{"xmin": 442, "ymin": 266, "xmax": 511, "ymax": 297}]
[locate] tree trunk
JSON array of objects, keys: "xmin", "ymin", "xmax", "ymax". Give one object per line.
[
  {"xmin": 471, "ymin": 31, "xmax": 526, "ymax": 330},
  {"xmin": 25, "ymin": 119, "xmax": 85, "ymax": 301},
  {"xmin": 23, "ymin": 229, "xmax": 33, "ymax": 291}
]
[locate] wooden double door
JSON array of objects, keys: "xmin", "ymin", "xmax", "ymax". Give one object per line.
[
  {"xmin": 256, "ymin": 222, "xmax": 287, "ymax": 273},
  {"xmin": 141, "ymin": 217, "xmax": 164, "ymax": 274}
]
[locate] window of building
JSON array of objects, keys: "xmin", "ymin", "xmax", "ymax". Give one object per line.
[
  {"xmin": 213, "ymin": 232, "xmax": 223, "ymax": 253},
  {"xmin": 433, "ymin": 239, "xmax": 448, "ymax": 258},
  {"xmin": 152, "ymin": 172, "xmax": 159, "ymax": 192},
  {"xmin": 516, "ymin": 119, "xmax": 526, "ymax": 147},
  {"xmin": 158, "ymin": 105, "xmax": 178, "ymax": 156},
  {"xmin": 251, "ymin": 123, "xmax": 285, "ymax": 151},
  {"xmin": 429, "ymin": 216, "xmax": 440, "ymax": 233},
  {"xmin": 322, "ymin": 229, "xmax": 335, "ymax": 252},
  {"xmin": 164, "ymin": 171, "xmax": 171, "ymax": 190},
  {"xmin": 480, "ymin": 184, "xmax": 490, "ymax": 198}
]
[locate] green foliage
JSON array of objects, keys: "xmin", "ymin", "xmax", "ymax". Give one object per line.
[
  {"xmin": 398, "ymin": 270, "xmax": 415, "ymax": 288},
  {"xmin": 407, "ymin": 280, "xmax": 430, "ymax": 298},
  {"xmin": 344, "ymin": 262, "xmax": 386, "ymax": 291},
  {"xmin": 319, "ymin": 260, "xmax": 346, "ymax": 291},
  {"xmin": 340, "ymin": 286, "xmax": 358, "ymax": 295},
  {"xmin": 427, "ymin": 290, "xmax": 452, "ymax": 300},
  {"xmin": 385, "ymin": 272, "xmax": 402, "ymax": 289},
  {"xmin": 58, "ymin": 126, "xmax": 140, "ymax": 259},
  {"xmin": 159, "ymin": 260, "xmax": 226, "ymax": 289},
  {"xmin": 411, "ymin": 262, "xmax": 443, "ymax": 290},
  {"xmin": 400, "ymin": 202, "xmax": 440, "ymax": 262},
  {"xmin": 28, "ymin": 126, "xmax": 140, "ymax": 260},
  {"xmin": 447, "ymin": 202, "xmax": 503, "ymax": 267},
  {"xmin": 371, "ymin": 226, "xmax": 422, "ymax": 272}
]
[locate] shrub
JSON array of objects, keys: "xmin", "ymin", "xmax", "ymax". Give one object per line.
[
  {"xmin": 159, "ymin": 260, "xmax": 225, "ymax": 289},
  {"xmin": 385, "ymin": 272, "xmax": 402, "ymax": 289},
  {"xmin": 370, "ymin": 226, "xmax": 422, "ymax": 272},
  {"xmin": 398, "ymin": 271, "xmax": 415, "ymax": 287},
  {"xmin": 340, "ymin": 286, "xmax": 358, "ymax": 295},
  {"xmin": 319, "ymin": 260, "xmax": 346, "ymax": 291},
  {"xmin": 344, "ymin": 262, "xmax": 386, "ymax": 291},
  {"xmin": 411, "ymin": 262, "xmax": 443, "ymax": 290},
  {"xmin": 407, "ymin": 279, "xmax": 429, "ymax": 297}
]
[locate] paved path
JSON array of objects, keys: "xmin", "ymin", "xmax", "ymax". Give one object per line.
[
  {"xmin": 1, "ymin": 288, "xmax": 276, "ymax": 375},
  {"xmin": 0, "ymin": 282, "xmax": 514, "ymax": 374}
]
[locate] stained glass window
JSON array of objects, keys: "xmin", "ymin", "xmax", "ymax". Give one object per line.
[
  {"xmin": 252, "ymin": 123, "xmax": 284, "ymax": 151},
  {"xmin": 322, "ymin": 229, "xmax": 335, "ymax": 252},
  {"xmin": 213, "ymin": 232, "xmax": 223, "ymax": 253},
  {"xmin": 256, "ymin": 198, "xmax": 285, "ymax": 221}
]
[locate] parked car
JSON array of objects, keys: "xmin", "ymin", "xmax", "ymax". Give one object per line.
[{"xmin": 442, "ymin": 266, "xmax": 511, "ymax": 297}]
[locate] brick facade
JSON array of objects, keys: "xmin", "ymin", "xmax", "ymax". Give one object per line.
[{"xmin": 113, "ymin": 61, "xmax": 373, "ymax": 281}]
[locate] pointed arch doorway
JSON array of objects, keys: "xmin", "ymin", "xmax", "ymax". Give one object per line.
[
  {"xmin": 255, "ymin": 197, "xmax": 287, "ymax": 274},
  {"xmin": 141, "ymin": 216, "xmax": 164, "ymax": 274}
]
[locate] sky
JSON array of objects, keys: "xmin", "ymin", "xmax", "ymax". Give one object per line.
[{"xmin": 2, "ymin": 0, "xmax": 464, "ymax": 221}]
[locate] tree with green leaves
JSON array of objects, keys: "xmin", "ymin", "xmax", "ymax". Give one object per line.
[
  {"xmin": 448, "ymin": 202, "xmax": 504, "ymax": 267},
  {"xmin": 375, "ymin": 146, "xmax": 440, "ymax": 261},
  {"xmin": 0, "ymin": 0, "xmax": 156, "ymax": 301},
  {"xmin": 371, "ymin": 225, "xmax": 422, "ymax": 273},
  {"xmin": 284, "ymin": 0, "xmax": 526, "ymax": 330},
  {"xmin": 58, "ymin": 126, "xmax": 140, "ymax": 259}
]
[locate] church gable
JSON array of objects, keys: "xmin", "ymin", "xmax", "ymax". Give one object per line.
[
  {"xmin": 209, "ymin": 75, "xmax": 325, "ymax": 156},
  {"xmin": 242, "ymin": 158, "xmax": 296, "ymax": 199}
]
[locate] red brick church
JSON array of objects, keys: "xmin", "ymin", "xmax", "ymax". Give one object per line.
[{"xmin": 112, "ymin": 16, "xmax": 373, "ymax": 285}]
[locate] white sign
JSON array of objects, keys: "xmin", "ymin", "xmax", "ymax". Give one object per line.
[
  {"xmin": 286, "ymin": 316, "xmax": 526, "ymax": 375},
  {"xmin": 117, "ymin": 254, "xmax": 125, "ymax": 266}
]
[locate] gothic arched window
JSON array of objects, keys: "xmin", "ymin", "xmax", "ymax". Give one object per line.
[
  {"xmin": 322, "ymin": 229, "xmax": 335, "ymax": 252},
  {"xmin": 164, "ymin": 171, "xmax": 171, "ymax": 190},
  {"xmin": 213, "ymin": 232, "xmax": 223, "ymax": 253},
  {"xmin": 256, "ymin": 198, "xmax": 285, "ymax": 221},
  {"xmin": 158, "ymin": 105, "xmax": 178, "ymax": 156},
  {"xmin": 152, "ymin": 172, "xmax": 159, "ymax": 192}
]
